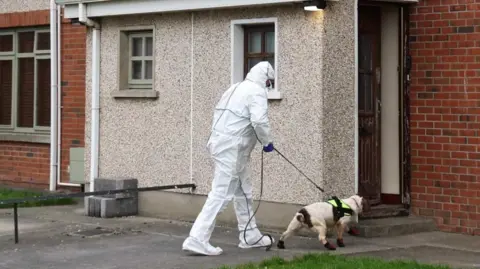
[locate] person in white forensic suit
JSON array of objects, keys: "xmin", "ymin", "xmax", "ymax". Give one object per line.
[{"xmin": 182, "ymin": 61, "xmax": 276, "ymax": 256}]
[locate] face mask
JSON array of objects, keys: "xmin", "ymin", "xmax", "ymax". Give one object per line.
[
  {"xmin": 266, "ymin": 79, "xmax": 275, "ymax": 91},
  {"xmin": 265, "ymin": 64, "xmax": 274, "ymax": 91}
]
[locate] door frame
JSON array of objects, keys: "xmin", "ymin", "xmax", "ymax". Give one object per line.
[{"xmin": 355, "ymin": 0, "xmax": 413, "ymax": 208}]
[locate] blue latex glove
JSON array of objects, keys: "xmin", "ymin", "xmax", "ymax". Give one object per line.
[{"xmin": 263, "ymin": 143, "xmax": 274, "ymax": 153}]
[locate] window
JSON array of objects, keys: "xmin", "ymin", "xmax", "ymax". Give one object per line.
[
  {"xmin": 231, "ymin": 18, "xmax": 281, "ymax": 100},
  {"xmin": 243, "ymin": 24, "xmax": 275, "ymax": 81},
  {"xmin": 115, "ymin": 27, "xmax": 158, "ymax": 100},
  {"xmin": 128, "ymin": 31, "xmax": 153, "ymax": 89},
  {"xmin": 0, "ymin": 29, "xmax": 51, "ymax": 137}
]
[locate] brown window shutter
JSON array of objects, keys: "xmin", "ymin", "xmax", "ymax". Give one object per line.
[
  {"xmin": 17, "ymin": 57, "xmax": 35, "ymax": 128},
  {"xmin": 0, "ymin": 60, "xmax": 13, "ymax": 125},
  {"xmin": 36, "ymin": 58, "xmax": 51, "ymax": 127}
]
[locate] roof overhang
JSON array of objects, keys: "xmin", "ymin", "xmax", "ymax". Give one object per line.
[
  {"xmin": 55, "ymin": 0, "xmax": 111, "ymax": 4},
  {"xmin": 367, "ymin": 0, "xmax": 418, "ymax": 3},
  {"xmin": 58, "ymin": 0, "xmax": 333, "ymax": 19}
]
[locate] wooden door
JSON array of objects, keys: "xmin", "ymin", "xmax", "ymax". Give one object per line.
[
  {"xmin": 401, "ymin": 5, "xmax": 412, "ymax": 209},
  {"xmin": 358, "ymin": 5, "xmax": 382, "ymax": 206}
]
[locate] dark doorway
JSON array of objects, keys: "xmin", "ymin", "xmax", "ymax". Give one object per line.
[{"xmin": 358, "ymin": 5, "xmax": 382, "ymax": 206}]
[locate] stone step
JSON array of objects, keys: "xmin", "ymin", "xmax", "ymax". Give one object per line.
[
  {"xmin": 360, "ymin": 204, "xmax": 409, "ymax": 219},
  {"xmin": 356, "ymin": 216, "xmax": 437, "ymax": 238}
]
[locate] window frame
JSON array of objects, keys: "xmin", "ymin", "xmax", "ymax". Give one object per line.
[
  {"xmin": 0, "ymin": 28, "xmax": 51, "ymax": 137},
  {"xmin": 114, "ymin": 25, "xmax": 158, "ymax": 99},
  {"xmin": 127, "ymin": 31, "xmax": 154, "ymax": 89},
  {"xmin": 230, "ymin": 18, "xmax": 281, "ymax": 100},
  {"xmin": 243, "ymin": 24, "xmax": 275, "ymax": 79}
]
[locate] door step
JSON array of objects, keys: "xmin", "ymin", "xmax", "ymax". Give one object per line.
[
  {"xmin": 360, "ymin": 204, "xmax": 409, "ymax": 219},
  {"xmin": 356, "ymin": 216, "xmax": 437, "ymax": 238}
]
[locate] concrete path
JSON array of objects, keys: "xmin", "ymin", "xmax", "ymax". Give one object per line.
[{"xmin": 0, "ymin": 204, "xmax": 479, "ymax": 269}]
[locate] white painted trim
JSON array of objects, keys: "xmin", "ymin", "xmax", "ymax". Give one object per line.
[
  {"xmin": 380, "ymin": 4, "xmax": 401, "ymax": 195},
  {"xmin": 64, "ymin": 0, "xmax": 307, "ymax": 18},
  {"xmin": 230, "ymin": 17, "xmax": 282, "ymax": 100},
  {"xmin": 354, "ymin": 0, "xmax": 359, "ymax": 195}
]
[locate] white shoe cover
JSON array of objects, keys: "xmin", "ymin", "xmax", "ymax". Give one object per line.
[
  {"xmin": 182, "ymin": 236, "xmax": 223, "ymax": 256},
  {"xmin": 238, "ymin": 233, "xmax": 275, "ymax": 249}
]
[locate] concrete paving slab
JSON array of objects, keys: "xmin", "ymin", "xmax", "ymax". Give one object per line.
[
  {"xmin": 0, "ymin": 232, "xmax": 299, "ymax": 269},
  {"xmin": 0, "ymin": 205, "xmax": 479, "ymax": 269},
  {"xmin": 0, "ymin": 215, "xmax": 55, "ymax": 236}
]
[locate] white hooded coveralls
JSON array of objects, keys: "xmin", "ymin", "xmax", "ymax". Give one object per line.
[{"xmin": 182, "ymin": 62, "xmax": 275, "ymax": 256}]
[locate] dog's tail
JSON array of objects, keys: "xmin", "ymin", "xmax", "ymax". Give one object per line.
[{"xmin": 295, "ymin": 208, "xmax": 313, "ymax": 228}]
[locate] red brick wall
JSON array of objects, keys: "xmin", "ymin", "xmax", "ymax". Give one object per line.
[
  {"xmin": 59, "ymin": 17, "xmax": 87, "ymax": 185},
  {"xmin": 0, "ymin": 10, "xmax": 86, "ymax": 191},
  {"xmin": 409, "ymin": 0, "xmax": 480, "ymax": 235}
]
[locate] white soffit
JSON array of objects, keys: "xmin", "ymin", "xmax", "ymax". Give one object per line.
[
  {"xmin": 367, "ymin": 0, "xmax": 419, "ymax": 3},
  {"xmin": 62, "ymin": 0, "xmax": 334, "ymax": 19}
]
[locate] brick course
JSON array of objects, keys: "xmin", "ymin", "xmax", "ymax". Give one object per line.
[
  {"xmin": 0, "ymin": 9, "xmax": 86, "ymax": 191},
  {"xmin": 409, "ymin": 0, "xmax": 480, "ymax": 236}
]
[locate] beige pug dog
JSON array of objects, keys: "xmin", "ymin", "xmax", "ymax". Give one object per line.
[{"xmin": 277, "ymin": 195, "xmax": 369, "ymax": 250}]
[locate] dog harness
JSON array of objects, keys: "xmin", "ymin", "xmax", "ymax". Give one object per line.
[{"xmin": 327, "ymin": 196, "xmax": 354, "ymax": 222}]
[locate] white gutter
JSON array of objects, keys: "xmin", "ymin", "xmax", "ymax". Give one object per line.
[
  {"xmin": 49, "ymin": 0, "xmax": 58, "ymax": 192},
  {"xmin": 78, "ymin": 3, "xmax": 101, "ymax": 192},
  {"xmin": 352, "ymin": 0, "xmax": 359, "ymax": 226}
]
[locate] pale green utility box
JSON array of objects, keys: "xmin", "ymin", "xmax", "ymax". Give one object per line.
[{"xmin": 69, "ymin": 147, "xmax": 85, "ymax": 184}]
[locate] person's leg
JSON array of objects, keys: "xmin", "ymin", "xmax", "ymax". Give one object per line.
[
  {"xmin": 182, "ymin": 155, "xmax": 237, "ymax": 256},
  {"xmin": 233, "ymin": 163, "xmax": 273, "ymax": 248}
]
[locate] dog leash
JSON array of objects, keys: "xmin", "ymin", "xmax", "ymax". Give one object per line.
[
  {"xmin": 273, "ymin": 148, "xmax": 325, "ymax": 193},
  {"xmin": 240, "ymin": 143, "xmax": 325, "ymax": 252}
]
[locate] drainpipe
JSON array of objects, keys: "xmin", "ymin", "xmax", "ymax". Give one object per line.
[
  {"xmin": 49, "ymin": 0, "xmax": 58, "ymax": 192},
  {"xmin": 350, "ymin": 0, "xmax": 359, "ymax": 225},
  {"xmin": 78, "ymin": 3, "xmax": 101, "ymax": 192},
  {"xmin": 354, "ymin": 0, "xmax": 359, "ymax": 195}
]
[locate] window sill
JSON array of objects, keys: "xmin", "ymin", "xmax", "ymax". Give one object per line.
[
  {"xmin": 0, "ymin": 132, "xmax": 50, "ymax": 144},
  {"xmin": 268, "ymin": 90, "xmax": 283, "ymax": 100},
  {"xmin": 111, "ymin": 89, "xmax": 159, "ymax": 99}
]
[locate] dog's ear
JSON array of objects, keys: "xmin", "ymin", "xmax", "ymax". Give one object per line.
[{"xmin": 361, "ymin": 197, "xmax": 370, "ymax": 212}]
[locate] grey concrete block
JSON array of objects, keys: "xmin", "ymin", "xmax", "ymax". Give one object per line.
[
  {"xmin": 100, "ymin": 198, "xmax": 116, "ymax": 218},
  {"xmin": 85, "ymin": 178, "xmax": 139, "ymax": 218},
  {"xmin": 85, "ymin": 196, "xmax": 103, "ymax": 218},
  {"xmin": 114, "ymin": 178, "xmax": 138, "ymax": 199},
  {"xmin": 84, "ymin": 196, "xmax": 89, "ymax": 215},
  {"xmin": 94, "ymin": 178, "xmax": 138, "ymax": 199},
  {"xmin": 100, "ymin": 197, "xmax": 138, "ymax": 218}
]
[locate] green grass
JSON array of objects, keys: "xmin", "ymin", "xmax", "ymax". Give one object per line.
[
  {"xmin": 0, "ymin": 188, "xmax": 76, "ymax": 209},
  {"xmin": 217, "ymin": 253, "xmax": 452, "ymax": 269}
]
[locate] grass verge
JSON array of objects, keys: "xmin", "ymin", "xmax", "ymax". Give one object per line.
[
  {"xmin": 218, "ymin": 253, "xmax": 453, "ymax": 269},
  {"xmin": 0, "ymin": 188, "xmax": 76, "ymax": 209}
]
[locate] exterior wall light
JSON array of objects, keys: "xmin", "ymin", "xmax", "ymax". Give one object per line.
[{"xmin": 304, "ymin": 0, "xmax": 327, "ymax": 11}]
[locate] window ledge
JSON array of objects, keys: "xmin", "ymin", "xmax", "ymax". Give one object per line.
[
  {"xmin": 268, "ymin": 90, "xmax": 283, "ymax": 100},
  {"xmin": 112, "ymin": 89, "xmax": 159, "ymax": 99},
  {"xmin": 0, "ymin": 132, "xmax": 50, "ymax": 144}
]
